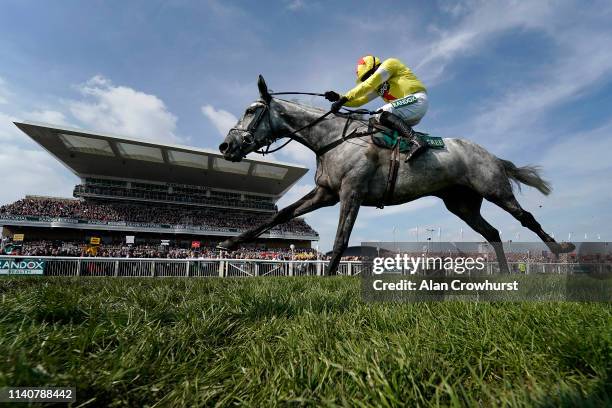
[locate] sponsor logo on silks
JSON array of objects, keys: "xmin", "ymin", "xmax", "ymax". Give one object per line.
[
  {"xmin": 0, "ymin": 259, "xmax": 45, "ymax": 275},
  {"xmin": 377, "ymin": 82, "xmax": 390, "ymax": 97},
  {"xmin": 377, "ymin": 82, "xmax": 397, "ymax": 100},
  {"xmin": 391, "ymin": 95, "xmax": 418, "ymax": 109}
]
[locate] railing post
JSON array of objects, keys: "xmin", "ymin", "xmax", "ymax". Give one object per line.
[
  {"xmin": 316, "ymin": 261, "xmax": 322, "ymax": 276},
  {"xmin": 254, "ymin": 262, "xmax": 259, "ymax": 277},
  {"xmin": 76, "ymin": 259, "xmax": 81, "ymax": 276},
  {"xmin": 185, "ymin": 261, "xmax": 190, "ymax": 277},
  {"xmin": 219, "ymin": 260, "xmax": 225, "ymax": 277},
  {"xmin": 288, "ymin": 261, "xmax": 293, "ymax": 277},
  {"xmin": 347, "ymin": 262, "xmax": 352, "ymax": 276},
  {"xmin": 150, "ymin": 261, "xmax": 155, "ymax": 277}
]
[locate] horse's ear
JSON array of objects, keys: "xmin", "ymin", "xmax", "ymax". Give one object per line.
[{"xmin": 258, "ymin": 74, "xmax": 271, "ymax": 103}]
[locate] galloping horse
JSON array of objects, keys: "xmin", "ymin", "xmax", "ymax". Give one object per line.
[{"xmin": 218, "ymin": 76, "xmax": 574, "ymax": 275}]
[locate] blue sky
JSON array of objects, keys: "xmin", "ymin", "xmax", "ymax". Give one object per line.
[{"xmin": 1, "ymin": 0, "xmax": 611, "ymax": 250}]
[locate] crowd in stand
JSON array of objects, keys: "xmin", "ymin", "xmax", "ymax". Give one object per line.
[
  {"xmin": 6, "ymin": 240, "xmax": 334, "ymax": 260},
  {"xmin": 0, "ymin": 197, "xmax": 317, "ymax": 235},
  {"xmin": 5, "ymin": 241, "xmax": 609, "ymax": 263},
  {"xmin": 74, "ymin": 183, "xmax": 277, "ymax": 211}
]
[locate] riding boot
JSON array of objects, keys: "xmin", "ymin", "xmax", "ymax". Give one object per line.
[{"xmin": 379, "ymin": 111, "xmax": 427, "ymax": 162}]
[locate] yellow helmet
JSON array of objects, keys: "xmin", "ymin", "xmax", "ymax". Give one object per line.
[{"xmin": 356, "ymin": 55, "xmax": 381, "ymax": 83}]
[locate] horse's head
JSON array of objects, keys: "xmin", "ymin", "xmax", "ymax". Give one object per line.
[{"xmin": 219, "ymin": 75, "xmax": 274, "ymax": 162}]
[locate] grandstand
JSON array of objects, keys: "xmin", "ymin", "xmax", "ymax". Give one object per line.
[{"xmin": 0, "ymin": 122, "xmax": 318, "ymax": 253}]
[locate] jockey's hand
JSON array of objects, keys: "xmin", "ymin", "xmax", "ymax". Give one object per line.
[
  {"xmin": 324, "ymin": 91, "xmax": 341, "ymax": 102},
  {"xmin": 331, "ymin": 97, "xmax": 348, "ymax": 113}
]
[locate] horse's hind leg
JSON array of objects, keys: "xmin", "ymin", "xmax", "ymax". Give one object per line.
[
  {"xmin": 487, "ymin": 190, "xmax": 575, "ymax": 255},
  {"xmin": 439, "ymin": 187, "xmax": 509, "ymax": 273}
]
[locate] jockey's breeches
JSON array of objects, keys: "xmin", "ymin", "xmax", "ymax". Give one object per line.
[{"xmin": 377, "ymin": 91, "xmax": 428, "ymax": 126}]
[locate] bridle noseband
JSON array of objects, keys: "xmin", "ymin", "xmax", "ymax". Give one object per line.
[{"xmin": 229, "ymin": 101, "xmax": 272, "ymax": 148}]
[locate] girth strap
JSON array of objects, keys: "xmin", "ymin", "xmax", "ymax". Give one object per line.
[{"xmin": 371, "ymin": 118, "xmax": 401, "ymax": 209}]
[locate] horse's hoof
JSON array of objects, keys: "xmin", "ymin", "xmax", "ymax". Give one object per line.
[
  {"xmin": 326, "ymin": 268, "xmax": 338, "ymax": 276},
  {"xmin": 550, "ymin": 242, "xmax": 576, "ymax": 254}
]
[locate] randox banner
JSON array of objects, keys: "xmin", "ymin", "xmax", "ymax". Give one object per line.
[{"xmin": 0, "ymin": 259, "xmax": 45, "ymax": 275}]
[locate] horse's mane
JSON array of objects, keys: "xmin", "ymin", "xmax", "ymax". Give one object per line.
[
  {"xmin": 274, "ymin": 97, "xmax": 327, "ymax": 114},
  {"xmin": 274, "ymin": 97, "xmax": 368, "ymax": 123}
]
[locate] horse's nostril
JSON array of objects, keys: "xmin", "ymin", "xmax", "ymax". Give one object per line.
[{"xmin": 219, "ymin": 142, "xmax": 229, "ymax": 153}]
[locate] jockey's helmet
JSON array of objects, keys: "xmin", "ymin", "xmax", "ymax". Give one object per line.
[{"xmin": 356, "ymin": 55, "xmax": 381, "ymax": 83}]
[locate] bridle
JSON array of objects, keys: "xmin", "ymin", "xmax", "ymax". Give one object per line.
[
  {"xmin": 229, "ymin": 92, "xmax": 381, "ymax": 157},
  {"xmin": 229, "ymin": 102, "xmax": 272, "ymax": 149}
]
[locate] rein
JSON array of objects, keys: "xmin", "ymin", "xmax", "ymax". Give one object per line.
[{"xmin": 248, "ymin": 92, "xmax": 381, "ymax": 156}]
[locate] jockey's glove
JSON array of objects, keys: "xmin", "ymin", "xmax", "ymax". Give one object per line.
[
  {"xmin": 324, "ymin": 91, "xmax": 341, "ymax": 102},
  {"xmin": 331, "ymin": 96, "xmax": 348, "ymax": 113}
]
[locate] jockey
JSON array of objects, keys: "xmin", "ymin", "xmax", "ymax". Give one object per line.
[{"xmin": 326, "ymin": 55, "xmax": 428, "ymax": 161}]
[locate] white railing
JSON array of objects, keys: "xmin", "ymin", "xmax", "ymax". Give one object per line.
[
  {"xmin": 0, "ymin": 256, "xmax": 604, "ymax": 277},
  {"xmin": 0, "ymin": 256, "xmax": 363, "ymax": 277}
]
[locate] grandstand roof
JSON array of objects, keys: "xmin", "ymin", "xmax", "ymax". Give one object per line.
[{"xmin": 14, "ymin": 122, "xmax": 309, "ymax": 196}]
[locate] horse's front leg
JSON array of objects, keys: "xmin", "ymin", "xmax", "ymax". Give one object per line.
[
  {"xmin": 217, "ymin": 186, "xmax": 338, "ymax": 251},
  {"xmin": 326, "ymin": 190, "xmax": 363, "ymax": 276}
]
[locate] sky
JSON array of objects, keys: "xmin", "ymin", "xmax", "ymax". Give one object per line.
[{"xmin": 1, "ymin": 0, "xmax": 611, "ymax": 251}]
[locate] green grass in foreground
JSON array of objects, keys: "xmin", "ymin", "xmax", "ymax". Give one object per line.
[{"xmin": 0, "ymin": 277, "xmax": 610, "ymax": 407}]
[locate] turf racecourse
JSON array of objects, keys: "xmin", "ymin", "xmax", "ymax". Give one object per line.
[{"xmin": 0, "ymin": 277, "xmax": 610, "ymax": 407}]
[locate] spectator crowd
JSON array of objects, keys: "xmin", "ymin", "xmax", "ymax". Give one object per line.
[
  {"xmin": 7, "ymin": 240, "xmax": 331, "ymax": 260},
  {"xmin": 0, "ymin": 197, "xmax": 317, "ymax": 236}
]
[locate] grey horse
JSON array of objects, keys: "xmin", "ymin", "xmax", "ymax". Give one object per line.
[{"xmin": 218, "ymin": 76, "xmax": 574, "ymax": 275}]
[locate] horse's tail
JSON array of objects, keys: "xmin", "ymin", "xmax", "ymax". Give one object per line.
[{"xmin": 500, "ymin": 159, "xmax": 552, "ymax": 196}]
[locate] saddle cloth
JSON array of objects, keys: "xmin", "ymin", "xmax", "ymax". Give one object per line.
[{"xmin": 371, "ymin": 129, "xmax": 445, "ymax": 153}]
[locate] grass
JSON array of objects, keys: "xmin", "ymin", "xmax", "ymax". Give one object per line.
[{"xmin": 0, "ymin": 277, "xmax": 610, "ymax": 407}]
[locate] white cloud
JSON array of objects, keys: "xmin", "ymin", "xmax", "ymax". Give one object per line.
[
  {"xmin": 541, "ymin": 121, "xmax": 612, "ymax": 174},
  {"xmin": 359, "ymin": 197, "xmax": 439, "ymax": 219},
  {"xmin": 69, "ymin": 75, "xmax": 180, "ymax": 142},
  {"xmin": 1, "ymin": 75, "xmax": 184, "ymax": 206},
  {"xmin": 201, "ymin": 104, "xmax": 238, "ymax": 137},
  {"xmin": 416, "ymin": 1, "xmax": 612, "ymax": 156},
  {"xmin": 0, "ymin": 111, "xmax": 22, "ymax": 142},
  {"xmin": 0, "ymin": 145, "xmax": 76, "ymax": 203},
  {"xmin": 277, "ymin": 141, "xmax": 314, "ymax": 167},
  {"xmin": 469, "ymin": 37, "xmax": 612, "ymax": 150},
  {"xmin": 417, "ymin": 2, "xmax": 558, "ymax": 84},
  {"xmin": 286, "ymin": 0, "xmax": 305, "ymax": 11},
  {"xmin": 24, "ymin": 110, "xmax": 73, "ymax": 127},
  {"xmin": 532, "ymin": 121, "xmax": 612, "ymax": 217}
]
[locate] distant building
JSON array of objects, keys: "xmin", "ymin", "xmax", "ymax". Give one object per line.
[{"xmin": 0, "ymin": 122, "xmax": 318, "ymax": 249}]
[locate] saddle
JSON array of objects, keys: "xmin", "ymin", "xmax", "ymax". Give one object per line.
[
  {"xmin": 367, "ymin": 119, "xmax": 445, "ymax": 209},
  {"xmin": 369, "ymin": 121, "xmax": 445, "ymax": 152}
]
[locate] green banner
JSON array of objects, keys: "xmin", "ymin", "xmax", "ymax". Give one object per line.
[{"xmin": 0, "ymin": 259, "xmax": 45, "ymax": 275}]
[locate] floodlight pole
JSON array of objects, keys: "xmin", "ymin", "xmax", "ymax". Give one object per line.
[{"xmin": 392, "ymin": 226, "xmax": 397, "ymax": 251}]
